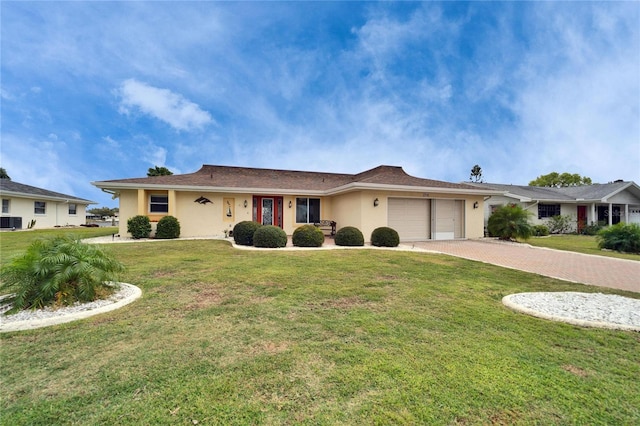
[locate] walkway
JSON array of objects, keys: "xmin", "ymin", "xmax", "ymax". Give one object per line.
[{"xmin": 410, "ymin": 240, "xmax": 639, "ymax": 293}]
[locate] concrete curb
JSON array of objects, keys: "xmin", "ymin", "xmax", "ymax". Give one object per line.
[
  {"xmin": 0, "ymin": 283, "xmax": 142, "ymax": 333},
  {"xmin": 502, "ymin": 293, "xmax": 640, "ymax": 332}
]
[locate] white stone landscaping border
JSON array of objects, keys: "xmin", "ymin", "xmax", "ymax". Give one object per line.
[
  {"xmin": 502, "ymin": 292, "xmax": 640, "ymax": 332},
  {"xmin": 0, "ymin": 283, "xmax": 141, "ymax": 333}
]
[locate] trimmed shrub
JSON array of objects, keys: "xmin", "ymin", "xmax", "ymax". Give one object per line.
[
  {"xmin": 334, "ymin": 226, "xmax": 365, "ymax": 246},
  {"xmin": 233, "ymin": 221, "xmax": 262, "ymax": 246},
  {"xmin": 582, "ymin": 222, "xmax": 602, "ymax": 236},
  {"xmin": 532, "ymin": 224, "xmax": 550, "ymax": 237},
  {"xmin": 0, "ymin": 235, "xmax": 124, "ymax": 312},
  {"xmin": 292, "ymin": 224, "xmax": 324, "ymax": 247},
  {"xmin": 155, "ymin": 215, "xmax": 181, "ymax": 239},
  {"xmin": 547, "ymin": 215, "xmax": 573, "ymax": 234},
  {"xmin": 487, "ymin": 204, "xmax": 533, "ymax": 240},
  {"xmin": 127, "ymin": 215, "xmax": 152, "ymax": 239},
  {"xmin": 253, "ymin": 225, "xmax": 288, "ymax": 248},
  {"xmin": 597, "ymin": 223, "xmax": 640, "ymax": 254},
  {"xmin": 371, "ymin": 227, "xmax": 400, "ymax": 247}
]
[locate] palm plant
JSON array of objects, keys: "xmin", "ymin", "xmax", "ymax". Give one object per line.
[
  {"xmin": 487, "ymin": 204, "xmax": 533, "ymax": 241},
  {"xmin": 1, "ymin": 235, "xmax": 124, "ymax": 313}
]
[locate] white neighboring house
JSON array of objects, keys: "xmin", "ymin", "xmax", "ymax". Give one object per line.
[
  {"xmin": 0, "ymin": 179, "xmax": 94, "ymax": 230},
  {"xmin": 472, "ymin": 181, "xmax": 640, "ymax": 233}
]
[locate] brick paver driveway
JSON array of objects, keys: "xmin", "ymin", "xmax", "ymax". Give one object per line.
[{"xmin": 410, "ymin": 239, "xmax": 640, "ymax": 293}]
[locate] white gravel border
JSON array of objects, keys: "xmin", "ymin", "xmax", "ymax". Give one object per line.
[
  {"xmin": 0, "ymin": 283, "xmax": 141, "ymax": 333},
  {"xmin": 503, "ymin": 292, "xmax": 640, "ymax": 332}
]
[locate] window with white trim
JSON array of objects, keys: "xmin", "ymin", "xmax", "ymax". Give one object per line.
[
  {"xmin": 296, "ymin": 198, "xmax": 320, "ymax": 223},
  {"xmin": 34, "ymin": 201, "xmax": 46, "ymax": 215},
  {"xmin": 68, "ymin": 203, "xmax": 77, "ymax": 215},
  {"xmin": 538, "ymin": 204, "xmax": 560, "ymax": 219},
  {"xmin": 2, "ymin": 199, "xmax": 9, "ymax": 214},
  {"xmin": 149, "ymin": 195, "xmax": 169, "ymax": 213}
]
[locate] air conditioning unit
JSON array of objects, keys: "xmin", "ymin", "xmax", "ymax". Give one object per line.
[{"xmin": 0, "ymin": 216, "xmax": 23, "ymax": 229}]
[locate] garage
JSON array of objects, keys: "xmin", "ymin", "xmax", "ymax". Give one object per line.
[{"xmin": 388, "ymin": 198, "xmax": 430, "ymax": 241}]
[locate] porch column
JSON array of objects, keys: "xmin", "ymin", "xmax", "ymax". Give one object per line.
[
  {"xmin": 590, "ymin": 203, "xmax": 596, "ymax": 225},
  {"xmin": 168, "ymin": 190, "xmax": 177, "ymax": 216},
  {"xmin": 624, "ymin": 204, "xmax": 629, "ymax": 224},
  {"xmin": 137, "ymin": 189, "xmax": 146, "ymax": 216},
  {"xmin": 608, "ymin": 203, "xmax": 613, "ymax": 226}
]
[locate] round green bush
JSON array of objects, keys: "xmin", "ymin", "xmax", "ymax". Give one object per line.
[
  {"xmin": 371, "ymin": 227, "xmax": 400, "ymax": 247},
  {"xmin": 292, "ymin": 224, "xmax": 325, "ymax": 247},
  {"xmin": 233, "ymin": 221, "xmax": 262, "ymax": 246},
  {"xmin": 253, "ymin": 225, "xmax": 288, "ymax": 248},
  {"xmin": 334, "ymin": 226, "xmax": 364, "ymax": 246},
  {"xmin": 155, "ymin": 215, "xmax": 181, "ymax": 239},
  {"xmin": 127, "ymin": 215, "xmax": 152, "ymax": 239},
  {"xmin": 532, "ymin": 224, "xmax": 550, "ymax": 237}
]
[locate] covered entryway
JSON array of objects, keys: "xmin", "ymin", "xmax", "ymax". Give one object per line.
[
  {"xmin": 388, "ymin": 198, "xmax": 430, "ymax": 241},
  {"xmin": 253, "ymin": 196, "xmax": 283, "ymax": 228}
]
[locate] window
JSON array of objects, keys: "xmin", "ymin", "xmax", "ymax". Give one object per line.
[
  {"xmin": 149, "ymin": 195, "xmax": 169, "ymax": 213},
  {"xmin": 68, "ymin": 203, "xmax": 77, "ymax": 215},
  {"xmin": 2, "ymin": 199, "xmax": 9, "ymax": 214},
  {"xmin": 34, "ymin": 201, "xmax": 46, "ymax": 214},
  {"xmin": 538, "ymin": 204, "xmax": 560, "ymax": 219},
  {"xmin": 296, "ymin": 198, "xmax": 320, "ymax": 223}
]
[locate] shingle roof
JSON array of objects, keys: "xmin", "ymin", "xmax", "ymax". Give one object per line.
[
  {"xmin": 0, "ymin": 179, "xmax": 94, "ymax": 204},
  {"xmin": 473, "ymin": 181, "xmax": 640, "ymax": 202},
  {"xmin": 93, "ymin": 164, "xmax": 490, "ymax": 194}
]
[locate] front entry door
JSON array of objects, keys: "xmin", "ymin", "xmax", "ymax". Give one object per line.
[
  {"xmin": 253, "ymin": 196, "xmax": 284, "ymax": 228},
  {"xmin": 262, "ymin": 198, "xmax": 274, "ymax": 225},
  {"xmin": 577, "ymin": 206, "xmax": 587, "ymax": 233}
]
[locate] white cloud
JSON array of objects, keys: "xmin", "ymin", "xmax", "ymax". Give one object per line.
[{"xmin": 116, "ymin": 79, "xmax": 213, "ymax": 131}]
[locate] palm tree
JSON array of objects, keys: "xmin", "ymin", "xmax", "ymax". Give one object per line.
[
  {"xmin": 487, "ymin": 204, "xmax": 533, "ymax": 241},
  {"xmin": 0, "ymin": 236, "xmax": 124, "ymax": 312}
]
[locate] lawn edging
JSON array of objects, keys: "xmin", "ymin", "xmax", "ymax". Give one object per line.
[{"xmin": 0, "ymin": 283, "xmax": 141, "ymax": 333}]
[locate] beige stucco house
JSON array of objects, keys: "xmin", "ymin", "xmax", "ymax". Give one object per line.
[
  {"xmin": 0, "ymin": 179, "xmax": 94, "ymax": 230},
  {"xmin": 92, "ymin": 165, "xmax": 501, "ymax": 242}
]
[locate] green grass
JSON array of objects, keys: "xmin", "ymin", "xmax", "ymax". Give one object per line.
[
  {"xmin": 522, "ymin": 234, "xmax": 640, "ymax": 261},
  {"xmin": 1, "ymin": 230, "xmax": 639, "ymax": 425},
  {"xmin": 0, "ymin": 227, "xmax": 118, "ymax": 268}
]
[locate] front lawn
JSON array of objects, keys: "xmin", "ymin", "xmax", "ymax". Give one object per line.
[
  {"xmin": 1, "ymin": 235, "xmax": 639, "ymax": 424},
  {"xmin": 522, "ymin": 234, "xmax": 640, "ymax": 261}
]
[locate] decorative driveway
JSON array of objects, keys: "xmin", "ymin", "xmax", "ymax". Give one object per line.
[{"xmin": 409, "ymin": 240, "xmax": 640, "ymax": 293}]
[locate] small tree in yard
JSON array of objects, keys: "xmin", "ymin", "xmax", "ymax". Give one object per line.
[{"xmin": 487, "ymin": 204, "xmax": 533, "ymax": 241}]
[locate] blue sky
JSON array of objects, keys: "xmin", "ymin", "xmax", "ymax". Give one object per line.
[{"xmin": 2, "ymin": 2, "xmax": 639, "ymax": 208}]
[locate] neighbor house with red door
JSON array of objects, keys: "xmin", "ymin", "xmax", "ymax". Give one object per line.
[
  {"xmin": 92, "ymin": 164, "xmax": 502, "ymax": 242},
  {"xmin": 472, "ymin": 181, "xmax": 640, "ymax": 233}
]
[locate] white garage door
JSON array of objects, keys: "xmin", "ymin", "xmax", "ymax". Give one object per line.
[
  {"xmin": 388, "ymin": 198, "xmax": 430, "ymax": 241},
  {"xmin": 432, "ymin": 199, "xmax": 465, "ymax": 240}
]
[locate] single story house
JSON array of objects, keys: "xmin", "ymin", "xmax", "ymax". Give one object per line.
[
  {"xmin": 92, "ymin": 165, "xmax": 501, "ymax": 242},
  {"xmin": 0, "ymin": 179, "xmax": 94, "ymax": 230},
  {"xmin": 472, "ymin": 181, "xmax": 640, "ymax": 233}
]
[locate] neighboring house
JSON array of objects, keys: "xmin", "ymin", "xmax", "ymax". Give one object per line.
[
  {"xmin": 0, "ymin": 179, "xmax": 94, "ymax": 230},
  {"xmin": 92, "ymin": 165, "xmax": 501, "ymax": 242},
  {"xmin": 472, "ymin": 181, "xmax": 640, "ymax": 233}
]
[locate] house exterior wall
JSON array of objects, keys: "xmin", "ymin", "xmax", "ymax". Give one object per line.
[
  {"xmin": 1, "ymin": 196, "xmax": 88, "ymax": 229},
  {"xmin": 115, "ymin": 188, "xmax": 486, "ymax": 241}
]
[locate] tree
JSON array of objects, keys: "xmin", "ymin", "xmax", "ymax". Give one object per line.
[
  {"xmin": 529, "ymin": 172, "xmax": 592, "ymax": 187},
  {"xmin": 0, "ymin": 167, "xmax": 10, "ymax": 180},
  {"xmin": 469, "ymin": 164, "xmax": 483, "ymax": 183},
  {"xmin": 487, "ymin": 204, "xmax": 533, "ymax": 241},
  {"xmin": 87, "ymin": 207, "xmax": 118, "ymax": 217},
  {"xmin": 147, "ymin": 166, "xmax": 173, "ymax": 177}
]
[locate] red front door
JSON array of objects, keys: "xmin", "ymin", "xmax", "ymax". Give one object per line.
[
  {"xmin": 253, "ymin": 196, "xmax": 283, "ymax": 228},
  {"xmin": 577, "ymin": 206, "xmax": 587, "ymax": 233}
]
